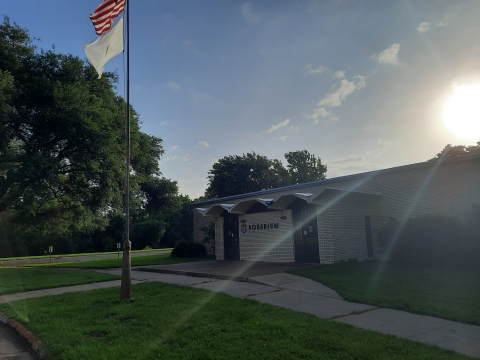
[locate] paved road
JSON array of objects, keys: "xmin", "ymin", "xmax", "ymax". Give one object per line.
[{"xmin": 0, "ymin": 249, "xmax": 170, "ymax": 266}]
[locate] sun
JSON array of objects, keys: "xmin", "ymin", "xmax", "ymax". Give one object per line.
[{"xmin": 442, "ymin": 84, "xmax": 480, "ymax": 139}]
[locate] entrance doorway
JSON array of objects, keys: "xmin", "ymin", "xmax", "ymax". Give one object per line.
[
  {"xmin": 223, "ymin": 213, "xmax": 240, "ymax": 260},
  {"xmin": 290, "ymin": 200, "xmax": 320, "ymax": 263}
]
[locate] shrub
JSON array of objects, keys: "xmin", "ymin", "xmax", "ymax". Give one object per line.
[{"xmin": 170, "ymin": 241, "xmax": 206, "ymax": 258}]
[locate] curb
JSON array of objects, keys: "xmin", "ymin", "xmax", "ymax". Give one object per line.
[{"xmin": 0, "ymin": 311, "xmax": 46, "ymax": 359}]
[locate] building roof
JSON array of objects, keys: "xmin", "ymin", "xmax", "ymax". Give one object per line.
[{"xmin": 194, "ymin": 152, "xmax": 480, "ymax": 207}]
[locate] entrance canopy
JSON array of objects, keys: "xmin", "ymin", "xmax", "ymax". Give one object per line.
[
  {"xmin": 195, "ymin": 187, "xmax": 382, "ymax": 216},
  {"xmin": 230, "ymin": 198, "xmax": 274, "ymax": 214}
]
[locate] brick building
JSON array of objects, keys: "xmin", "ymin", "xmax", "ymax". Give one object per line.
[{"xmin": 193, "ymin": 153, "xmax": 480, "ymax": 264}]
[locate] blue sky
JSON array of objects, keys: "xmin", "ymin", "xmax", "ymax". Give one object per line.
[{"xmin": 3, "ymin": 1, "xmax": 480, "ymax": 198}]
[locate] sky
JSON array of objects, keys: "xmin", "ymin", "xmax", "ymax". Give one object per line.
[{"xmin": 3, "ymin": 1, "xmax": 480, "ymax": 199}]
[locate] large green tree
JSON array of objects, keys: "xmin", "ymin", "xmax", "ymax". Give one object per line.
[
  {"xmin": 204, "ymin": 150, "xmax": 327, "ymax": 199},
  {"xmin": 284, "ymin": 149, "xmax": 327, "ymax": 184},
  {"xmin": 0, "ymin": 18, "xmax": 166, "ymax": 255},
  {"xmin": 205, "ymin": 152, "xmax": 289, "ymax": 199}
]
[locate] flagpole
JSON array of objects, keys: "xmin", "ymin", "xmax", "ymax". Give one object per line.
[{"xmin": 121, "ymin": 0, "xmax": 132, "ymax": 300}]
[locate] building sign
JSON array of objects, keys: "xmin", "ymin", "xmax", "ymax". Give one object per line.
[{"xmin": 245, "ymin": 223, "xmax": 279, "ymax": 232}]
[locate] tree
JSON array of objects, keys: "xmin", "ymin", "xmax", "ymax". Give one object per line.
[
  {"xmin": 432, "ymin": 142, "xmax": 480, "ymax": 160},
  {"xmin": 284, "ymin": 149, "xmax": 327, "ymax": 184},
  {"xmin": 204, "ymin": 150, "xmax": 328, "ymax": 199},
  {"xmin": 0, "ymin": 18, "xmax": 165, "ymax": 255},
  {"xmin": 205, "ymin": 152, "xmax": 289, "ymax": 199}
]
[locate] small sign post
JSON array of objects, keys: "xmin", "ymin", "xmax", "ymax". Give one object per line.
[
  {"xmin": 117, "ymin": 243, "xmax": 121, "ymax": 258},
  {"xmin": 48, "ymin": 246, "xmax": 53, "ymax": 262}
]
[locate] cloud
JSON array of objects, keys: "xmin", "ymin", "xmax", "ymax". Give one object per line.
[
  {"xmin": 196, "ymin": 141, "xmax": 211, "ymax": 148},
  {"xmin": 242, "ymin": 3, "xmax": 259, "ymax": 24},
  {"xmin": 317, "ymin": 76, "xmax": 366, "ymax": 107},
  {"xmin": 160, "ymin": 120, "xmax": 169, "ymax": 126},
  {"xmin": 333, "ymin": 70, "xmax": 345, "ymax": 79},
  {"xmin": 417, "ymin": 22, "xmax": 430, "ymax": 33},
  {"xmin": 313, "ymin": 119, "xmax": 319, "ymax": 125},
  {"xmin": 183, "ymin": 39, "xmax": 192, "ymax": 46},
  {"xmin": 437, "ymin": 21, "xmax": 447, "ymax": 27},
  {"xmin": 167, "ymin": 81, "xmax": 180, "ymax": 90},
  {"xmin": 278, "ymin": 136, "xmax": 288, "ymax": 141},
  {"xmin": 371, "ymin": 43, "xmax": 401, "ymax": 65},
  {"xmin": 171, "ymin": 145, "xmax": 179, "ymax": 150},
  {"xmin": 267, "ymin": 118, "xmax": 290, "ymax": 133},
  {"xmin": 309, "ymin": 107, "xmax": 330, "ymax": 120},
  {"xmin": 163, "ymin": 155, "xmax": 179, "ymax": 162},
  {"xmin": 183, "ymin": 153, "xmax": 191, "ymax": 162},
  {"xmin": 374, "ymin": 139, "xmax": 392, "ymax": 157},
  {"xmin": 304, "ymin": 64, "xmax": 327, "ymax": 75},
  {"xmin": 288, "ymin": 126, "xmax": 299, "ymax": 132}
]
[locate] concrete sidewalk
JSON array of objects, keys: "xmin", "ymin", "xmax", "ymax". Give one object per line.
[{"xmin": 1, "ymin": 267, "xmax": 479, "ymax": 358}]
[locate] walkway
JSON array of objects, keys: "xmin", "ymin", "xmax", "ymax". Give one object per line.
[{"xmin": 1, "ymin": 261, "xmax": 479, "ymax": 358}]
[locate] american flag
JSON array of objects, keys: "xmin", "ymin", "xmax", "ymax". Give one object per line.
[{"xmin": 90, "ymin": 0, "xmax": 125, "ymax": 36}]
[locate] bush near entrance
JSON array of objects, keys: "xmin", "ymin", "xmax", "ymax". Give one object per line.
[{"xmin": 171, "ymin": 241, "xmax": 207, "ymax": 258}]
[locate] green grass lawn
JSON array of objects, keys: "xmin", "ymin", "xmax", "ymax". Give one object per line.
[
  {"xmin": 30, "ymin": 253, "xmax": 209, "ymax": 269},
  {"xmin": 0, "ymin": 282, "xmax": 470, "ymax": 360},
  {"xmin": 289, "ymin": 261, "xmax": 480, "ymax": 325},
  {"xmin": 0, "ymin": 268, "xmax": 120, "ymax": 295},
  {"xmin": 0, "ymin": 248, "xmax": 172, "ymax": 262}
]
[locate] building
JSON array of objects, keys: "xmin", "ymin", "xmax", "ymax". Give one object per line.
[{"xmin": 193, "ymin": 153, "xmax": 480, "ymax": 264}]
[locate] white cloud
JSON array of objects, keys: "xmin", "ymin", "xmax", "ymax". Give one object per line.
[
  {"xmin": 160, "ymin": 120, "xmax": 169, "ymax": 126},
  {"xmin": 171, "ymin": 145, "xmax": 179, "ymax": 151},
  {"xmin": 309, "ymin": 107, "xmax": 330, "ymax": 119},
  {"xmin": 183, "ymin": 39, "xmax": 192, "ymax": 46},
  {"xmin": 333, "ymin": 70, "xmax": 345, "ymax": 79},
  {"xmin": 318, "ymin": 76, "xmax": 366, "ymax": 108},
  {"xmin": 304, "ymin": 64, "xmax": 327, "ymax": 75},
  {"xmin": 371, "ymin": 43, "xmax": 401, "ymax": 65},
  {"xmin": 437, "ymin": 21, "xmax": 447, "ymax": 27},
  {"xmin": 417, "ymin": 22, "xmax": 430, "ymax": 33},
  {"xmin": 313, "ymin": 119, "xmax": 319, "ymax": 125},
  {"xmin": 267, "ymin": 118, "xmax": 290, "ymax": 133},
  {"xmin": 196, "ymin": 141, "xmax": 211, "ymax": 148},
  {"xmin": 375, "ymin": 139, "xmax": 392, "ymax": 157},
  {"xmin": 278, "ymin": 136, "xmax": 288, "ymax": 141},
  {"xmin": 288, "ymin": 126, "xmax": 299, "ymax": 132},
  {"xmin": 164, "ymin": 155, "xmax": 179, "ymax": 162},
  {"xmin": 242, "ymin": 3, "xmax": 259, "ymax": 24},
  {"xmin": 183, "ymin": 153, "xmax": 191, "ymax": 162},
  {"xmin": 167, "ymin": 81, "xmax": 180, "ymax": 90}
]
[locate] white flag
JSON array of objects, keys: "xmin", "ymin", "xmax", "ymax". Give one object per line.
[{"xmin": 83, "ymin": 16, "xmax": 124, "ymax": 79}]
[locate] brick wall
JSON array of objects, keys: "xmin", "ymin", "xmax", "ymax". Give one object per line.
[{"xmin": 238, "ymin": 210, "xmax": 294, "ymax": 263}]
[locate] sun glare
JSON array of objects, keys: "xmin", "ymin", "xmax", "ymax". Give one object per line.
[{"xmin": 443, "ymin": 84, "xmax": 480, "ymax": 139}]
